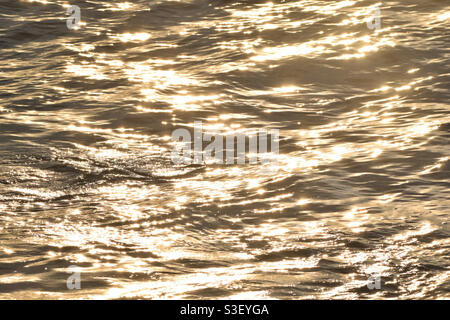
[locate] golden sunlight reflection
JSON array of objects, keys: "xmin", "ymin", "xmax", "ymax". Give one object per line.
[
  {"xmin": 127, "ymin": 63, "xmax": 200, "ymax": 88},
  {"xmin": 103, "ymin": 2, "xmax": 134, "ymax": 11},
  {"xmin": 65, "ymin": 63, "xmax": 107, "ymax": 80},
  {"xmin": 251, "ymin": 32, "xmax": 395, "ymax": 63},
  {"xmin": 303, "ymin": 0, "xmax": 357, "ymax": 14},
  {"xmin": 3, "ymin": 0, "xmax": 448, "ymax": 301},
  {"xmin": 112, "ymin": 33, "xmax": 151, "ymax": 43}
]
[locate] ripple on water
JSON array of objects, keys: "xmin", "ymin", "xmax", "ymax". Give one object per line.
[{"xmin": 0, "ymin": 0, "xmax": 449, "ymax": 299}]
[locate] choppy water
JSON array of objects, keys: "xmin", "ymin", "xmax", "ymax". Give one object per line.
[{"xmin": 0, "ymin": 0, "xmax": 449, "ymax": 299}]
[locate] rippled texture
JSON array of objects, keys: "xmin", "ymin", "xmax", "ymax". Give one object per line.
[{"xmin": 0, "ymin": 0, "xmax": 449, "ymax": 299}]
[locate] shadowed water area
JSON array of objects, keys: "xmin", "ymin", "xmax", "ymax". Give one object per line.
[{"xmin": 0, "ymin": 0, "xmax": 449, "ymax": 299}]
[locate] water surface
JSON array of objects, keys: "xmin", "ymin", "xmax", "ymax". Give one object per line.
[{"xmin": 0, "ymin": 0, "xmax": 449, "ymax": 299}]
